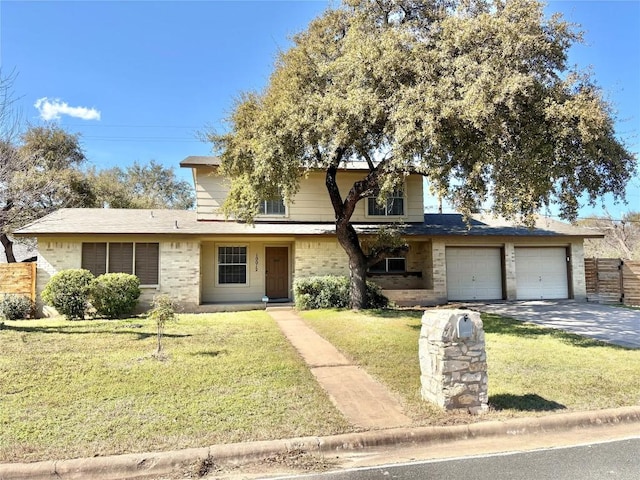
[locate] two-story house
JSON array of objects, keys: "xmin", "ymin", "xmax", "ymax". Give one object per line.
[{"xmin": 15, "ymin": 155, "xmax": 601, "ymax": 315}]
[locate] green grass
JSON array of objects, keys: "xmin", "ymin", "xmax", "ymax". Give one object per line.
[
  {"xmin": 3, "ymin": 308, "xmax": 639, "ymax": 464},
  {"xmin": 0, "ymin": 312, "xmax": 351, "ymax": 463},
  {"xmin": 301, "ymin": 309, "xmax": 640, "ymax": 423}
]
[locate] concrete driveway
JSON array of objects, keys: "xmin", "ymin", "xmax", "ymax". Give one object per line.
[{"xmin": 473, "ymin": 301, "xmax": 640, "ymax": 349}]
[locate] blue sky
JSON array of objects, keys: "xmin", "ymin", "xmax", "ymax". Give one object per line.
[{"xmin": 1, "ymin": 0, "xmax": 638, "ymax": 219}]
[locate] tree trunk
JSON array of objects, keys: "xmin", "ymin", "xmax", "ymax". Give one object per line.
[
  {"xmin": 0, "ymin": 232, "xmax": 16, "ymax": 263},
  {"xmin": 335, "ymin": 220, "xmax": 369, "ymax": 310},
  {"xmin": 349, "ymin": 253, "xmax": 368, "ymax": 310}
]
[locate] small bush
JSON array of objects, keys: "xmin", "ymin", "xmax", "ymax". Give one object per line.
[
  {"xmin": 42, "ymin": 269, "xmax": 95, "ymax": 320},
  {"xmin": 148, "ymin": 294, "xmax": 176, "ymax": 356},
  {"xmin": 0, "ymin": 294, "xmax": 34, "ymax": 320},
  {"xmin": 90, "ymin": 273, "xmax": 141, "ymax": 319},
  {"xmin": 293, "ymin": 275, "xmax": 388, "ymax": 310}
]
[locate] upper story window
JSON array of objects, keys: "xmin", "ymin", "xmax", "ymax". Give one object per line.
[
  {"xmin": 258, "ymin": 198, "xmax": 286, "ymax": 216},
  {"xmin": 367, "ymin": 189, "xmax": 404, "ymax": 217},
  {"xmin": 81, "ymin": 242, "xmax": 159, "ymax": 285},
  {"xmin": 369, "ymin": 257, "xmax": 406, "ymax": 273}
]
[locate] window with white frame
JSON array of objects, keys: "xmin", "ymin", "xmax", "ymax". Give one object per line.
[
  {"xmin": 368, "ymin": 257, "xmax": 406, "ymax": 273},
  {"xmin": 367, "ymin": 189, "xmax": 404, "ymax": 216},
  {"xmin": 81, "ymin": 242, "xmax": 159, "ymax": 285},
  {"xmin": 258, "ymin": 198, "xmax": 286, "ymax": 216},
  {"xmin": 218, "ymin": 246, "xmax": 247, "ymax": 284}
]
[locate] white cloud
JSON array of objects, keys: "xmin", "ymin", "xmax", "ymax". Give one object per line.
[{"xmin": 34, "ymin": 97, "xmax": 101, "ymax": 121}]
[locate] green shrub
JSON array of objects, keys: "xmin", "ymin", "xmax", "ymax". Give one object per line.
[
  {"xmin": 365, "ymin": 281, "xmax": 389, "ymax": 309},
  {"xmin": 90, "ymin": 273, "xmax": 141, "ymax": 319},
  {"xmin": 148, "ymin": 294, "xmax": 176, "ymax": 356},
  {"xmin": 0, "ymin": 294, "xmax": 34, "ymax": 320},
  {"xmin": 293, "ymin": 275, "xmax": 388, "ymax": 310},
  {"xmin": 42, "ymin": 269, "xmax": 95, "ymax": 320}
]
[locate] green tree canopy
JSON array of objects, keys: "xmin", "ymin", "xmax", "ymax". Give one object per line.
[
  {"xmin": 1, "ymin": 125, "xmax": 94, "ymax": 262},
  {"xmin": 209, "ymin": 0, "xmax": 636, "ymax": 309},
  {"xmin": 87, "ymin": 160, "xmax": 194, "ymax": 210}
]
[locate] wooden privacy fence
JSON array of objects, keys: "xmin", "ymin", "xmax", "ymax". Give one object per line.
[
  {"xmin": 585, "ymin": 258, "xmax": 640, "ymax": 306},
  {"xmin": 0, "ymin": 262, "xmax": 37, "ymax": 302}
]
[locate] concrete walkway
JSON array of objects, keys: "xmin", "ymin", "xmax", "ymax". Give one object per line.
[
  {"xmin": 267, "ymin": 307, "xmax": 412, "ymax": 429},
  {"xmin": 473, "ymin": 301, "xmax": 640, "ymax": 348}
]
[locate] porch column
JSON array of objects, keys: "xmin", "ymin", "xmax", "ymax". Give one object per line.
[
  {"xmin": 431, "ymin": 240, "xmax": 448, "ymax": 303},
  {"xmin": 504, "ymin": 242, "xmax": 517, "ymax": 300},
  {"xmin": 570, "ymin": 240, "xmax": 587, "ymax": 300}
]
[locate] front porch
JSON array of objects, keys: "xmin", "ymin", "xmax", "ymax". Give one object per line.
[{"xmin": 193, "ymin": 300, "xmax": 294, "ymax": 313}]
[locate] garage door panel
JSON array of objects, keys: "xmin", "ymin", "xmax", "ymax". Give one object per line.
[
  {"xmin": 446, "ymin": 248, "xmax": 503, "ymax": 301},
  {"xmin": 515, "ymin": 247, "xmax": 568, "ymax": 300}
]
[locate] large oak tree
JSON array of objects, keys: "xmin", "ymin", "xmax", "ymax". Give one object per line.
[
  {"xmin": 1, "ymin": 125, "xmax": 94, "ymax": 262},
  {"xmin": 209, "ymin": 0, "xmax": 635, "ymax": 309}
]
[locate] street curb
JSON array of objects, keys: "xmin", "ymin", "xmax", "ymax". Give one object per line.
[{"xmin": 1, "ymin": 406, "xmax": 639, "ymax": 479}]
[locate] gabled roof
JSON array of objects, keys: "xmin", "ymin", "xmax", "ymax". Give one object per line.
[
  {"xmin": 14, "ymin": 208, "xmax": 602, "ymax": 239},
  {"xmin": 179, "ymin": 156, "xmax": 221, "ymax": 168},
  {"xmin": 180, "ymin": 156, "xmax": 383, "ymax": 172},
  {"xmin": 415, "ymin": 213, "xmax": 601, "ymax": 237}
]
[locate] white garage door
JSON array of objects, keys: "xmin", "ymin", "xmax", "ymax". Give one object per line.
[
  {"xmin": 446, "ymin": 247, "xmax": 503, "ymax": 301},
  {"xmin": 515, "ymin": 247, "xmax": 569, "ymax": 300}
]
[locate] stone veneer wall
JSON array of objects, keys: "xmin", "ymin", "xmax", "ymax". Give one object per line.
[{"xmin": 419, "ymin": 309, "xmax": 488, "ymax": 414}]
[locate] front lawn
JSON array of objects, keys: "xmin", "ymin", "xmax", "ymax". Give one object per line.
[
  {"xmin": 301, "ymin": 309, "xmax": 640, "ymax": 422},
  {"xmin": 0, "ymin": 312, "xmax": 351, "ymax": 463},
  {"xmin": 3, "ymin": 308, "xmax": 638, "ymax": 464}
]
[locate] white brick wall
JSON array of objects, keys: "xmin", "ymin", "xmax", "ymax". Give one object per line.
[
  {"xmin": 294, "ymin": 239, "xmax": 350, "ymax": 278},
  {"xmin": 34, "ymin": 236, "xmax": 201, "ymax": 316}
]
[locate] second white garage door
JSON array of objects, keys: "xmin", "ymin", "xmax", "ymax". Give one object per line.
[
  {"xmin": 515, "ymin": 247, "xmax": 569, "ymax": 300},
  {"xmin": 446, "ymin": 247, "xmax": 503, "ymax": 301}
]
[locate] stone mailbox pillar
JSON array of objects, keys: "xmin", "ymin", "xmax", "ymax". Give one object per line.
[{"xmin": 419, "ymin": 309, "xmax": 488, "ymax": 414}]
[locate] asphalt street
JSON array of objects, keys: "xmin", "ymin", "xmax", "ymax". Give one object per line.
[{"xmin": 267, "ymin": 437, "xmax": 640, "ymax": 480}]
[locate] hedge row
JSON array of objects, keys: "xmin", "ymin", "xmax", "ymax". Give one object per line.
[{"xmin": 42, "ymin": 269, "xmax": 140, "ymax": 320}]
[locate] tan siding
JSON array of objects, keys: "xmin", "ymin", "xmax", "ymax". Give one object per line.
[
  {"xmin": 201, "ymin": 240, "xmax": 292, "ymax": 303},
  {"xmin": 191, "ymin": 166, "xmax": 425, "ymax": 223},
  {"xmin": 194, "ymin": 167, "xmax": 229, "ymax": 220}
]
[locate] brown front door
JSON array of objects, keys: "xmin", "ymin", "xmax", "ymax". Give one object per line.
[{"xmin": 265, "ymin": 247, "xmax": 289, "ymax": 299}]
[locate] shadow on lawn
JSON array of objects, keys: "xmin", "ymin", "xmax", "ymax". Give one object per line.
[
  {"xmin": 490, "ymin": 393, "xmax": 567, "ymax": 412},
  {"xmin": 481, "ymin": 313, "xmax": 628, "ymax": 350},
  {"xmin": 2, "ymin": 322, "xmax": 192, "ymax": 340}
]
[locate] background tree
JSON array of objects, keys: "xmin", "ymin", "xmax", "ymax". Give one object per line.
[
  {"xmin": 580, "ymin": 212, "xmax": 640, "ymax": 260},
  {"xmin": 1, "ymin": 125, "xmax": 94, "ymax": 262},
  {"xmin": 87, "ymin": 160, "xmax": 194, "ymax": 210},
  {"xmin": 210, "ymin": 0, "xmax": 635, "ymax": 309}
]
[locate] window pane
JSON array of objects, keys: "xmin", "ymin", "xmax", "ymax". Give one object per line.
[
  {"xmin": 259, "ymin": 198, "xmax": 286, "ymax": 215},
  {"xmin": 218, "ymin": 246, "xmax": 247, "ymax": 284},
  {"xmin": 109, "ymin": 243, "xmax": 133, "ymax": 274},
  {"xmin": 81, "ymin": 243, "xmax": 107, "ymax": 276},
  {"xmin": 387, "ymin": 197, "xmax": 404, "ymax": 216},
  {"xmin": 387, "ymin": 258, "xmax": 406, "ymax": 272},
  {"xmin": 368, "ymin": 189, "xmax": 404, "ymax": 216},
  {"xmin": 368, "ymin": 197, "xmax": 386, "ymax": 216},
  {"xmin": 219, "ymin": 264, "xmax": 247, "ymax": 284},
  {"xmin": 368, "ymin": 258, "xmax": 406, "ymax": 273},
  {"xmin": 135, "ymin": 243, "xmax": 159, "ymax": 284}
]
